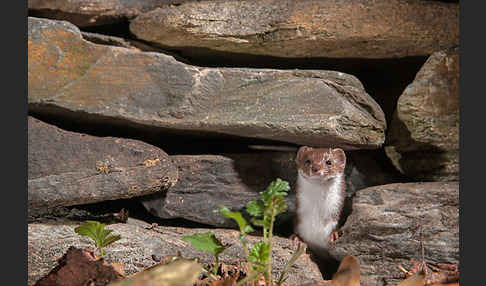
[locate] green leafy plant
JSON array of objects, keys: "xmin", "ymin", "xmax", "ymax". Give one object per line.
[
  {"xmin": 182, "ymin": 178, "xmax": 306, "ymax": 286},
  {"xmin": 242, "ymin": 178, "xmax": 292, "ymax": 286},
  {"xmin": 74, "ymin": 220, "xmax": 121, "ymax": 257},
  {"xmin": 181, "ymin": 232, "xmax": 227, "ymax": 275}
]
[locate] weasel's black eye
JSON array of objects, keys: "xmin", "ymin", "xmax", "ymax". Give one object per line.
[
  {"xmin": 304, "ymin": 159, "xmax": 311, "ymax": 166},
  {"xmin": 326, "ymin": 160, "xmax": 332, "ymax": 165}
]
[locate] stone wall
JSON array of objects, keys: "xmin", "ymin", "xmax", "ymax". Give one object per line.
[{"xmin": 28, "ymin": 1, "xmax": 459, "ymax": 285}]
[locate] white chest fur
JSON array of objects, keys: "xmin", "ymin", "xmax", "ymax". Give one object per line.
[{"xmin": 296, "ymin": 173, "xmax": 344, "ymax": 249}]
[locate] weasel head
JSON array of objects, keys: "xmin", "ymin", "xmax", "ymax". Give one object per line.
[{"xmin": 295, "ymin": 146, "xmax": 346, "ymax": 183}]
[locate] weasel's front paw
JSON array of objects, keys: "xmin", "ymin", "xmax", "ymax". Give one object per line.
[{"xmin": 328, "ymin": 230, "xmax": 342, "ymax": 243}]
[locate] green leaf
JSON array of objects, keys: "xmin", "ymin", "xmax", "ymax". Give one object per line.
[
  {"xmin": 268, "ymin": 196, "xmax": 287, "ymax": 217},
  {"xmin": 239, "ymin": 233, "xmax": 248, "ymax": 244},
  {"xmin": 74, "ymin": 221, "xmax": 121, "ymax": 256},
  {"xmin": 261, "ymin": 178, "xmax": 290, "ymax": 204},
  {"xmin": 248, "ymin": 242, "xmax": 270, "ymax": 265},
  {"xmin": 102, "ymin": 235, "xmax": 121, "ymax": 248},
  {"xmin": 250, "ymin": 217, "xmax": 269, "ymax": 228},
  {"xmin": 75, "ymin": 221, "xmax": 102, "ymax": 246},
  {"xmin": 246, "ymin": 200, "xmax": 264, "ymax": 217},
  {"xmin": 218, "ymin": 206, "xmax": 254, "ymax": 234},
  {"xmin": 181, "ymin": 232, "xmax": 226, "ymax": 257}
]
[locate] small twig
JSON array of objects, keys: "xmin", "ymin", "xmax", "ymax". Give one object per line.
[
  {"xmin": 397, "ymin": 265, "xmax": 409, "ymax": 274},
  {"xmin": 200, "ymin": 267, "xmax": 220, "ymax": 282},
  {"xmin": 235, "ymin": 268, "xmax": 266, "ymax": 286},
  {"xmin": 277, "ymin": 243, "xmax": 307, "ymax": 285},
  {"xmin": 420, "ymin": 228, "xmax": 428, "ymax": 277}
]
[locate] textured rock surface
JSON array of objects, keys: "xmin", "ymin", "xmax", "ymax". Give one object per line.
[
  {"xmin": 140, "ymin": 153, "xmax": 298, "ymax": 227},
  {"xmin": 28, "ymin": 16, "xmax": 386, "ymax": 150},
  {"xmin": 385, "ymin": 47, "xmax": 459, "ymax": 181},
  {"xmin": 328, "ymin": 182, "xmax": 459, "ymax": 286},
  {"xmin": 28, "ymin": 218, "xmax": 323, "ymax": 286},
  {"xmin": 130, "ymin": 0, "xmax": 459, "ymax": 59},
  {"xmin": 28, "ymin": 0, "xmax": 193, "ymax": 27},
  {"xmin": 28, "ymin": 116, "xmax": 178, "ymax": 209},
  {"xmin": 140, "ymin": 150, "xmax": 405, "ymax": 227}
]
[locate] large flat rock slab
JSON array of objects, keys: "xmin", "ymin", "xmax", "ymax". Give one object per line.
[
  {"xmin": 385, "ymin": 47, "xmax": 459, "ymax": 181},
  {"xmin": 28, "ymin": 116, "xmax": 178, "ymax": 209},
  {"xmin": 28, "ymin": 17, "xmax": 386, "ymax": 150},
  {"xmin": 130, "ymin": 0, "xmax": 459, "ymax": 59},
  {"xmin": 28, "ymin": 219, "xmax": 323, "ymax": 286},
  {"xmin": 328, "ymin": 182, "xmax": 459, "ymax": 286}
]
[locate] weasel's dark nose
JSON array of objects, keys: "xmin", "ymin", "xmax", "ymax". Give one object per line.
[{"xmin": 311, "ymin": 165, "xmax": 320, "ymax": 173}]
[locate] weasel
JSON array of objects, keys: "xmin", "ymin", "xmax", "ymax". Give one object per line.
[{"xmin": 294, "ymin": 146, "xmax": 347, "ymax": 256}]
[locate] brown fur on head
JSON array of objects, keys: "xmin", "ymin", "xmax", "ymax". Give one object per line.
[{"xmin": 295, "ymin": 146, "xmax": 346, "ymax": 180}]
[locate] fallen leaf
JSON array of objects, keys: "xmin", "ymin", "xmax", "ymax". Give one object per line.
[
  {"xmin": 35, "ymin": 247, "xmax": 125, "ymax": 286},
  {"xmin": 108, "ymin": 258, "xmax": 202, "ymax": 286},
  {"xmin": 330, "ymin": 255, "xmax": 360, "ymax": 286}
]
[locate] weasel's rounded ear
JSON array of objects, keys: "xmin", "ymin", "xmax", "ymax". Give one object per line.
[
  {"xmin": 332, "ymin": 148, "xmax": 346, "ymax": 165},
  {"xmin": 296, "ymin": 146, "xmax": 312, "ymax": 162}
]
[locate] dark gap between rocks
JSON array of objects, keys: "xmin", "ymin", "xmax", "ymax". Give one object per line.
[
  {"xmin": 81, "ymin": 21, "xmax": 132, "ymax": 38},
  {"xmin": 31, "ymin": 196, "xmax": 293, "ymax": 237},
  {"xmin": 73, "ymin": 197, "xmax": 294, "ymax": 238},
  {"xmin": 28, "ymin": 105, "xmax": 299, "ymax": 155},
  {"xmin": 28, "ymin": 9, "xmax": 134, "ymax": 32},
  {"xmin": 68, "ymin": 197, "xmax": 219, "ymax": 229}
]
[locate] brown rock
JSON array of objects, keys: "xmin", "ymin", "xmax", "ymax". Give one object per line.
[
  {"xmin": 130, "ymin": 0, "xmax": 458, "ymax": 59},
  {"xmin": 28, "ymin": 218, "xmax": 323, "ymax": 286},
  {"xmin": 328, "ymin": 182, "xmax": 459, "ymax": 286},
  {"xmin": 385, "ymin": 47, "xmax": 459, "ymax": 181},
  {"xmin": 28, "ymin": 116, "xmax": 178, "ymax": 209},
  {"xmin": 28, "ymin": 0, "xmax": 194, "ymax": 27},
  {"xmin": 28, "ymin": 17, "xmax": 386, "ymax": 150}
]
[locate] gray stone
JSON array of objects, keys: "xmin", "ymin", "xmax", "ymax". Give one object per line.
[
  {"xmin": 28, "ymin": 218, "xmax": 323, "ymax": 286},
  {"xmin": 140, "ymin": 153, "xmax": 298, "ymax": 227},
  {"xmin": 130, "ymin": 0, "xmax": 458, "ymax": 59},
  {"xmin": 28, "ymin": 116, "xmax": 178, "ymax": 209},
  {"xmin": 328, "ymin": 182, "xmax": 459, "ymax": 286},
  {"xmin": 385, "ymin": 47, "xmax": 459, "ymax": 181},
  {"xmin": 28, "ymin": 17, "xmax": 386, "ymax": 150}
]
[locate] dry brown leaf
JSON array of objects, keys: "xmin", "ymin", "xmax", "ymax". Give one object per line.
[
  {"xmin": 402, "ymin": 259, "xmax": 459, "ymax": 285},
  {"xmin": 330, "ymin": 255, "xmax": 360, "ymax": 286},
  {"xmin": 35, "ymin": 247, "xmax": 125, "ymax": 286},
  {"xmin": 209, "ymin": 278, "xmax": 237, "ymax": 286},
  {"xmin": 396, "ymin": 271, "xmax": 426, "ymax": 286},
  {"xmin": 108, "ymin": 258, "xmax": 202, "ymax": 286}
]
